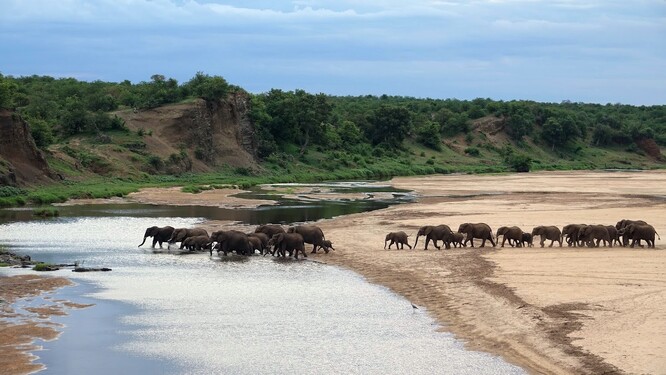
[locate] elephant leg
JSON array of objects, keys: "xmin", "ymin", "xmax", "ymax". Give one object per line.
[
  {"xmin": 481, "ymin": 238, "xmax": 487, "ymax": 247},
  {"xmin": 152, "ymin": 238, "xmax": 158, "ymax": 248},
  {"xmin": 549, "ymin": 240, "xmax": 554, "ymax": 247},
  {"xmin": 468, "ymin": 237, "xmax": 475, "ymax": 248},
  {"xmin": 424, "ymin": 237, "xmax": 430, "ymax": 250},
  {"xmin": 501, "ymin": 238, "xmax": 506, "ymax": 247}
]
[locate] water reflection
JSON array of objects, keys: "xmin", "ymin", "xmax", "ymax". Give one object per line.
[{"xmin": 0, "ymin": 182, "xmax": 524, "ymax": 374}]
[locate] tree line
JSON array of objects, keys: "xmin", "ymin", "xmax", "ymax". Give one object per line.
[{"xmin": 1, "ymin": 72, "xmax": 664, "ymax": 162}]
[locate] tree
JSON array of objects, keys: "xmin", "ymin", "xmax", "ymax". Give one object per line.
[
  {"xmin": 366, "ymin": 105, "xmax": 412, "ymax": 147},
  {"xmin": 0, "ymin": 75, "xmax": 18, "ymax": 109},
  {"xmin": 185, "ymin": 72, "xmax": 230, "ymax": 101},
  {"xmin": 416, "ymin": 120, "xmax": 442, "ymax": 150},
  {"xmin": 507, "ymin": 107, "xmax": 534, "ymax": 140}
]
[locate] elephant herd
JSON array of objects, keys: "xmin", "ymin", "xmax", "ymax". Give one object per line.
[
  {"xmin": 384, "ymin": 219, "xmax": 660, "ymax": 250},
  {"xmin": 138, "ymin": 224, "xmax": 334, "ymax": 259}
]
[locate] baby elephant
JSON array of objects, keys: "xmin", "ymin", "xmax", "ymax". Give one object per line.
[{"xmin": 385, "ymin": 231, "xmax": 412, "ymax": 250}]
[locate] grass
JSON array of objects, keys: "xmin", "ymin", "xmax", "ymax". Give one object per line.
[
  {"xmin": 33, "ymin": 263, "xmax": 59, "ymax": 271},
  {"xmin": 2, "ymin": 140, "xmax": 664, "ymax": 209},
  {"xmin": 33, "ymin": 207, "xmax": 60, "ymax": 218}
]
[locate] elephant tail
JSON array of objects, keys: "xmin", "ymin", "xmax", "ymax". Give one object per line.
[{"xmin": 657, "ymin": 231, "xmax": 661, "ymax": 240}]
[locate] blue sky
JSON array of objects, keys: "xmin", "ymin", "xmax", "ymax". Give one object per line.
[{"xmin": 1, "ymin": 0, "xmax": 664, "ymax": 104}]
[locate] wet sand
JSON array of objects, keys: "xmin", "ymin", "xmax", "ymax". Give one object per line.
[
  {"xmin": 0, "ymin": 275, "xmax": 87, "ymax": 375},
  {"xmin": 4, "ymin": 170, "xmax": 666, "ymax": 374}
]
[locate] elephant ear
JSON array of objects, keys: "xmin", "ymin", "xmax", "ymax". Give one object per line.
[{"xmin": 424, "ymin": 227, "xmax": 433, "ymax": 236}]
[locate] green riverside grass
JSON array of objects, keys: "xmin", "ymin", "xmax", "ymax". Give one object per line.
[{"xmin": 1, "ymin": 146, "xmax": 664, "ymax": 209}]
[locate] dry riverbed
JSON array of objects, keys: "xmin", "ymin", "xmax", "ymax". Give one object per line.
[{"xmin": 3, "ymin": 170, "xmax": 665, "ymax": 374}]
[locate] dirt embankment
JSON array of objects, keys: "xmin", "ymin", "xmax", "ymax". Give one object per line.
[
  {"xmin": 114, "ymin": 94, "xmax": 258, "ymax": 173},
  {"xmin": 0, "ymin": 109, "xmax": 55, "ymax": 186}
]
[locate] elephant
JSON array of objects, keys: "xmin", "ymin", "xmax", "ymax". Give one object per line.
[
  {"xmin": 255, "ymin": 224, "xmax": 286, "ymax": 238},
  {"xmin": 496, "ymin": 226, "xmax": 524, "ymax": 247},
  {"xmin": 247, "ymin": 236, "xmax": 264, "ymax": 255},
  {"xmin": 578, "ymin": 225, "xmax": 612, "ymax": 247},
  {"xmin": 384, "ymin": 231, "xmax": 412, "ymax": 250},
  {"xmin": 458, "ymin": 223, "xmax": 495, "ymax": 248},
  {"xmin": 182, "ymin": 235, "xmax": 212, "ymax": 252},
  {"xmin": 531, "ymin": 226, "xmax": 562, "ymax": 248},
  {"xmin": 448, "ymin": 232, "xmax": 466, "ymax": 248},
  {"xmin": 414, "ymin": 225, "xmax": 454, "ymax": 250},
  {"xmin": 321, "ymin": 239, "xmax": 335, "ymax": 252},
  {"xmin": 616, "ymin": 219, "xmax": 648, "ymax": 247},
  {"xmin": 520, "ymin": 233, "xmax": 534, "ymax": 247},
  {"xmin": 138, "ymin": 226, "xmax": 175, "ymax": 248},
  {"xmin": 562, "ymin": 224, "xmax": 586, "ymax": 247},
  {"xmin": 287, "ymin": 225, "xmax": 330, "ymax": 254},
  {"xmin": 210, "ymin": 230, "xmax": 253, "ymax": 256},
  {"xmin": 604, "ymin": 225, "xmax": 622, "ymax": 247},
  {"xmin": 168, "ymin": 228, "xmax": 209, "ymax": 249},
  {"xmin": 267, "ymin": 233, "xmax": 307, "ymax": 259},
  {"xmin": 248, "ymin": 232, "xmax": 269, "ymax": 255},
  {"xmin": 618, "ymin": 224, "xmax": 660, "ymax": 248}
]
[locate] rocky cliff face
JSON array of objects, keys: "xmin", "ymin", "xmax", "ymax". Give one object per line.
[{"xmin": 0, "ymin": 109, "xmax": 54, "ymax": 186}]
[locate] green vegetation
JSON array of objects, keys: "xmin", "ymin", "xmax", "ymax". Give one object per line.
[
  {"xmin": 32, "ymin": 207, "xmax": 60, "ymax": 218},
  {"xmin": 33, "ymin": 262, "xmax": 59, "ymax": 271},
  {"xmin": 0, "ymin": 72, "xmax": 664, "ymax": 209}
]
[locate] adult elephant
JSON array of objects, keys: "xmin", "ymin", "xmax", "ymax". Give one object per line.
[
  {"xmin": 531, "ymin": 226, "xmax": 562, "ymax": 248},
  {"xmin": 385, "ymin": 231, "xmax": 412, "ymax": 250},
  {"xmin": 255, "ymin": 224, "xmax": 285, "ymax": 238},
  {"xmin": 168, "ymin": 228, "xmax": 208, "ymax": 249},
  {"xmin": 414, "ymin": 225, "xmax": 453, "ymax": 250},
  {"xmin": 562, "ymin": 224, "xmax": 586, "ymax": 247},
  {"xmin": 287, "ymin": 225, "xmax": 330, "ymax": 254},
  {"xmin": 618, "ymin": 224, "xmax": 660, "ymax": 248},
  {"xmin": 496, "ymin": 226, "xmax": 524, "ymax": 247},
  {"xmin": 578, "ymin": 225, "xmax": 612, "ymax": 247},
  {"xmin": 458, "ymin": 223, "xmax": 495, "ymax": 248},
  {"xmin": 210, "ymin": 230, "xmax": 252, "ymax": 256},
  {"xmin": 182, "ymin": 235, "xmax": 212, "ymax": 252},
  {"xmin": 268, "ymin": 233, "xmax": 307, "ymax": 259},
  {"xmin": 616, "ymin": 219, "xmax": 648, "ymax": 247},
  {"xmin": 138, "ymin": 225, "xmax": 174, "ymax": 248}
]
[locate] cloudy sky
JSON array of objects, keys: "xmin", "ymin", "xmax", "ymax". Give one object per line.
[{"xmin": 1, "ymin": 0, "xmax": 664, "ymax": 104}]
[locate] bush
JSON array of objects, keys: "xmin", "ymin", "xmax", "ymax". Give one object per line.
[
  {"xmin": 33, "ymin": 207, "xmax": 60, "ymax": 218},
  {"xmin": 506, "ymin": 153, "xmax": 532, "ymax": 172},
  {"xmin": 464, "ymin": 147, "xmax": 480, "ymax": 156}
]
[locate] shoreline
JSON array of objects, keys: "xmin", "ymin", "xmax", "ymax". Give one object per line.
[
  {"xmin": 3, "ymin": 170, "xmax": 665, "ymax": 374},
  {"xmin": 0, "ymin": 274, "xmax": 84, "ymax": 375}
]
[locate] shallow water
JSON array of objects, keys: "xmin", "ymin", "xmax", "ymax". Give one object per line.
[{"xmin": 0, "ymin": 185, "xmax": 525, "ymax": 374}]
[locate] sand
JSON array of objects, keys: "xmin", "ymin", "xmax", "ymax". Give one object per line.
[
  {"xmin": 309, "ymin": 170, "xmax": 666, "ymax": 375},
  {"xmin": 0, "ymin": 275, "xmax": 85, "ymax": 375},
  {"xmin": 4, "ymin": 170, "xmax": 666, "ymax": 374}
]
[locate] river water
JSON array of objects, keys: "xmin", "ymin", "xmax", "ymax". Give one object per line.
[{"xmin": 0, "ymin": 183, "xmax": 524, "ymax": 374}]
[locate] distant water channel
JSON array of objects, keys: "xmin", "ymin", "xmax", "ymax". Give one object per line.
[{"xmin": 0, "ymin": 182, "xmax": 524, "ymax": 374}]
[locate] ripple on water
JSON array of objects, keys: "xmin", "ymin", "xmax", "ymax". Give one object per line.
[{"xmin": 0, "ymin": 216, "xmax": 525, "ymax": 375}]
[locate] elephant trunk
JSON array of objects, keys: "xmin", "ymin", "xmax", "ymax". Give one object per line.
[
  {"xmin": 384, "ymin": 240, "xmax": 387, "ymax": 249},
  {"xmin": 413, "ymin": 235, "xmax": 420, "ymax": 248},
  {"xmin": 138, "ymin": 236, "xmax": 148, "ymax": 247}
]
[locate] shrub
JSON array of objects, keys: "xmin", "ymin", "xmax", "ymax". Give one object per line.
[
  {"xmin": 33, "ymin": 207, "xmax": 60, "ymax": 218},
  {"xmin": 464, "ymin": 147, "xmax": 480, "ymax": 156}
]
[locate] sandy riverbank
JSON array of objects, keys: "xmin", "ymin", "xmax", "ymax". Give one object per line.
[
  {"xmin": 4, "ymin": 170, "xmax": 665, "ymax": 374},
  {"xmin": 309, "ymin": 170, "xmax": 666, "ymax": 375},
  {"xmin": 0, "ymin": 275, "xmax": 92, "ymax": 375}
]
